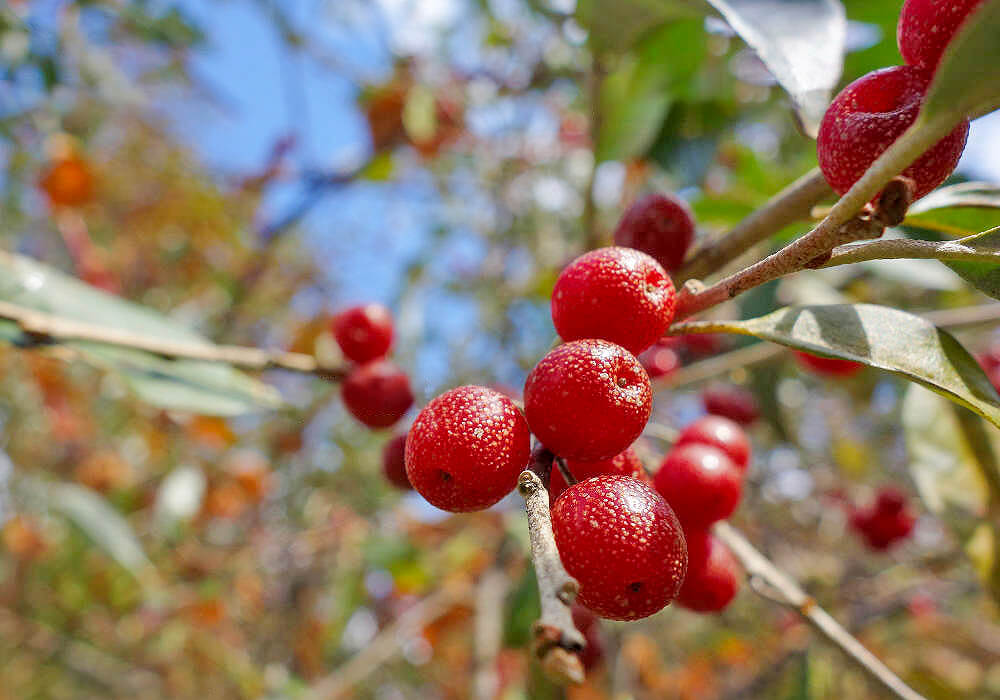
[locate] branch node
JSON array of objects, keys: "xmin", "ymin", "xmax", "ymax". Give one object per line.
[{"xmin": 873, "ymin": 177, "xmax": 915, "ymax": 227}]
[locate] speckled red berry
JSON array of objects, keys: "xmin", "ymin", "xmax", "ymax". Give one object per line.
[
  {"xmin": 654, "ymin": 444, "xmax": 742, "ymax": 529},
  {"xmin": 551, "ymin": 247, "xmax": 676, "ymax": 356},
  {"xmin": 524, "ymin": 340, "xmax": 652, "ymax": 461},
  {"xmin": 332, "ymin": 304, "xmax": 394, "ymax": 363},
  {"xmin": 898, "ymin": 0, "xmax": 986, "ymax": 71},
  {"xmin": 849, "ymin": 487, "xmax": 916, "ymax": 551},
  {"xmin": 675, "ymin": 415, "xmax": 751, "ymax": 473},
  {"xmin": 382, "ymin": 433, "xmax": 411, "ymax": 490},
  {"xmin": 405, "ymin": 386, "xmax": 530, "ymax": 512},
  {"xmin": 677, "ymin": 529, "xmax": 741, "ymax": 613},
  {"xmin": 552, "ymin": 475, "xmax": 687, "ymax": 620},
  {"xmin": 341, "ymin": 360, "xmax": 414, "ymax": 428},
  {"xmin": 703, "ymin": 383, "xmax": 760, "ymax": 426},
  {"xmin": 613, "ymin": 193, "xmax": 695, "ymax": 273},
  {"xmin": 639, "ymin": 338, "xmax": 682, "ymax": 379},
  {"xmin": 794, "ymin": 350, "xmax": 864, "ymax": 377},
  {"xmin": 571, "ymin": 605, "xmax": 606, "ymax": 671},
  {"xmin": 817, "ymin": 65, "xmax": 969, "ymax": 201},
  {"xmin": 549, "ymin": 447, "xmax": 647, "ymax": 503}
]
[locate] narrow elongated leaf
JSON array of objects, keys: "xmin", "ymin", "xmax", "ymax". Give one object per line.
[
  {"xmin": 920, "ymin": 0, "xmax": 1000, "ymax": 123},
  {"xmin": 704, "ymin": 0, "xmax": 846, "ymax": 135},
  {"xmin": 50, "ymin": 483, "xmax": 151, "ymax": 573},
  {"xmin": 0, "ymin": 252, "xmax": 281, "ymax": 415},
  {"xmin": 676, "ymin": 304, "xmax": 1000, "ymax": 427},
  {"xmin": 575, "ymin": 0, "xmax": 703, "ymax": 53},
  {"xmin": 905, "ymin": 183, "xmax": 1000, "ymax": 236},
  {"xmin": 943, "ymin": 226, "xmax": 1000, "ymax": 300}
]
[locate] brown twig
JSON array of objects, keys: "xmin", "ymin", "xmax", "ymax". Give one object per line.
[
  {"xmin": 473, "ymin": 564, "xmax": 510, "ymax": 700},
  {"xmin": 677, "ymin": 168, "xmax": 833, "ymax": 283},
  {"xmin": 675, "ymin": 178, "xmax": 914, "ymax": 320},
  {"xmin": 823, "ymin": 237, "xmax": 1000, "ymax": 268},
  {"xmin": 518, "ymin": 445, "xmax": 585, "ymax": 684},
  {"xmin": 713, "ymin": 523, "xmax": 926, "ymax": 700},
  {"xmin": 0, "ymin": 300, "xmax": 346, "ymax": 380}
]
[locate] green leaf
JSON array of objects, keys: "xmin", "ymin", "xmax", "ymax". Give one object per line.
[
  {"xmin": 704, "ymin": 0, "xmax": 846, "ymax": 136},
  {"xmin": 0, "ymin": 252, "xmax": 281, "ymax": 415},
  {"xmin": 676, "ymin": 304, "xmax": 1000, "ymax": 428},
  {"xmin": 575, "ymin": 0, "xmax": 703, "ymax": 53},
  {"xmin": 943, "ymin": 226, "xmax": 1000, "ymax": 299},
  {"xmin": 920, "ymin": 0, "xmax": 1000, "ymax": 123},
  {"xmin": 905, "ymin": 182, "xmax": 1000, "ymax": 236}
]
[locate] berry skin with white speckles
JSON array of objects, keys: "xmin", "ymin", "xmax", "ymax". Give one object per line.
[
  {"xmin": 405, "ymin": 385, "xmax": 530, "ymax": 512},
  {"xmin": 675, "ymin": 415, "xmax": 751, "ymax": 473},
  {"xmin": 548, "ymin": 447, "xmax": 648, "ymax": 503},
  {"xmin": 897, "ymin": 0, "xmax": 986, "ymax": 72},
  {"xmin": 655, "ymin": 444, "xmax": 743, "ymax": 530},
  {"xmin": 551, "ymin": 475, "xmax": 687, "ymax": 621},
  {"xmin": 524, "ymin": 339, "xmax": 652, "ymax": 462},
  {"xmin": 816, "ymin": 65, "xmax": 968, "ymax": 201},
  {"xmin": 551, "ymin": 247, "xmax": 676, "ymax": 356}
]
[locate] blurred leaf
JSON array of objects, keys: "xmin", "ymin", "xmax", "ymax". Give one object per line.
[
  {"xmin": 50, "ymin": 483, "xmax": 153, "ymax": 576},
  {"xmin": 858, "ymin": 258, "xmax": 962, "ymax": 291},
  {"xmin": 0, "ymin": 252, "xmax": 282, "ymax": 415},
  {"xmin": 943, "ymin": 226, "xmax": 1000, "ymax": 299},
  {"xmin": 681, "ymin": 304, "xmax": 1000, "ymax": 428},
  {"xmin": 905, "ymin": 183, "xmax": 1000, "ymax": 236},
  {"xmin": 704, "ymin": 0, "xmax": 847, "ymax": 136},
  {"xmin": 154, "ymin": 465, "xmax": 206, "ymax": 524},
  {"xmin": 575, "ymin": 0, "xmax": 704, "ymax": 53},
  {"xmin": 920, "ymin": 0, "xmax": 1000, "ymax": 122}
]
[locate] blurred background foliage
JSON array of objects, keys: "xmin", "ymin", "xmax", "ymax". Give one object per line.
[{"xmin": 2, "ymin": 0, "xmax": 1000, "ymax": 698}]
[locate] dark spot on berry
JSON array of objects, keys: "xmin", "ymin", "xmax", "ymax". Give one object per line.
[
  {"xmin": 617, "ymin": 377, "xmax": 628, "ymax": 388},
  {"xmin": 437, "ymin": 469, "xmax": 452, "ymax": 482},
  {"xmin": 628, "ymin": 581, "xmax": 643, "ymax": 593}
]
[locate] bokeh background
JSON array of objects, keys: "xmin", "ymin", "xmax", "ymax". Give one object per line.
[{"xmin": 2, "ymin": 1, "xmax": 1000, "ymax": 698}]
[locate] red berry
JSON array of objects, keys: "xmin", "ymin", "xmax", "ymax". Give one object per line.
[
  {"xmin": 898, "ymin": 0, "xmax": 986, "ymax": 72},
  {"xmin": 524, "ymin": 340, "xmax": 652, "ymax": 461},
  {"xmin": 405, "ymin": 386, "xmax": 530, "ymax": 512},
  {"xmin": 977, "ymin": 351, "xmax": 1000, "ymax": 392},
  {"xmin": 817, "ymin": 65, "xmax": 969, "ymax": 201},
  {"xmin": 794, "ymin": 350, "xmax": 864, "ymax": 377},
  {"xmin": 654, "ymin": 444, "xmax": 742, "ymax": 529},
  {"xmin": 551, "ymin": 475, "xmax": 687, "ymax": 620},
  {"xmin": 571, "ymin": 605, "xmax": 606, "ymax": 671},
  {"xmin": 849, "ymin": 487, "xmax": 916, "ymax": 551},
  {"xmin": 702, "ymin": 383, "xmax": 760, "ymax": 426},
  {"xmin": 551, "ymin": 247, "xmax": 677, "ymax": 356},
  {"xmin": 333, "ymin": 304, "xmax": 394, "ymax": 363},
  {"xmin": 638, "ymin": 340, "xmax": 681, "ymax": 379},
  {"xmin": 680, "ymin": 333, "xmax": 725, "ymax": 356},
  {"xmin": 341, "ymin": 360, "xmax": 414, "ymax": 428},
  {"xmin": 675, "ymin": 415, "xmax": 751, "ymax": 473},
  {"xmin": 549, "ymin": 447, "xmax": 647, "ymax": 503},
  {"xmin": 613, "ymin": 193, "xmax": 695, "ymax": 273},
  {"xmin": 382, "ymin": 433, "xmax": 411, "ymax": 490},
  {"xmin": 677, "ymin": 529, "xmax": 741, "ymax": 613}
]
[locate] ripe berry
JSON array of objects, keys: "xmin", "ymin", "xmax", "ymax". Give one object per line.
[
  {"xmin": 332, "ymin": 304, "xmax": 394, "ymax": 363},
  {"xmin": 976, "ymin": 350, "xmax": 1000, "ymax": 392},
  {"xmin": 524, "ymin": 340, "xmax": 652, "ymax": 461},
  {"xmin": 702, "ymin": 383, "xmax": 760, "ymax": 426},
  {"xmin": 898, "ymin": 0, "xmax": 986, "ymax": 72},
  {"xmin": 849, "ymin": 487, "xmax": 916, "ymax": 551},
  {"xmin": 794, "ymin": 350, "xmax": 863, "ymax": 377},
  {"xmin": 405, "ymin": 386, "xmax": 530, "ymax": 512},
  {"xmin": 613, "ymin": 193, "xmax": 695, "ymax": 273},
  {"xmin": 551, "ymin": 475, "xmax": 687, "ymax": 620},
  {"xmin": 341, "ymin": 360, "xmax": 414, "ymax": 428},
  {"xmin": 677, "ymin": 529, "xmax": 742, "ymax": 613},
  {"xmin": 549, "ymin": 447, "xmax": 647, "ymax": 503},
  {"xmin": 39, "ymin": 155, "xmax": 94, "ymax": 208},
  {"xmin": 638, "ymin": 338, "xmax": 682, "ymax": 379},
  {"xmin": 654, "ymin": 444, "xmax": 742, "ymax": 529},
  {"xmin": 551, "ymin": 247, "xmax": 676, "ymax": 356},
  {"xmin": 675, "ymin": 415, "xmax": 751, "ymax": 473},
  {"xmin": 817, "ymin": 65, "xmax": 969, "ymax": 201},
  {"xmin": 680, "ymin": 333, "xmax": 725, "ymax": 356},
  {"xmin": 571, "ymin": 605, "xmax": 605, "ymax": 671},
  {"xmin": 382, "ymin": 433, "xmax": 411, "ymax": 490}
]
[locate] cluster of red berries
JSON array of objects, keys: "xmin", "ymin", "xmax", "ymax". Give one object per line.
[
  {"xmin": 817, "ymin": 0, "xmax": 982, "ymax": 200},
  {"xmin": 331, "ymin": 304, "xmax": 416, "ymax": 489},
  {"xmin": 848, "ymin": 487, "xmax": 916, "ymax": 551}
]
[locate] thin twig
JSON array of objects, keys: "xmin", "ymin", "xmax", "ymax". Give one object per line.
[
  {"xmin": 652, "ymin": 342, "xmax": 784, "ymax": 390},
  {"xmin": 823, "ymin": 237, "xmax": 1000, "ymax": 267},
  {"xmin": 473, "ymin": 564, "xmax": 510, "ymax": 700},
  {"xmin": 675, "ymin": 179, "xmax": 913, "ymax": 320},
  {"xmin": 309, "ymin": 582, "xmax": 472, "ymax": 699},
  {"xmin": 713, "ymin": 523, "xmax": 926, "ymax": 700},
  {"xmin": 677, "ymin": 168, "xmax": 833, "ymax": 283},
  {"xmin": 0, "ymin": 300, "xmax": 346, "ymax": 380},
  {"xmin": 518, "ymin": 445, "xmax": 585, "ymax": 684},
  {"xmin": 554, "ymin": 456, "xmax": 577, "ymax": 487}
]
